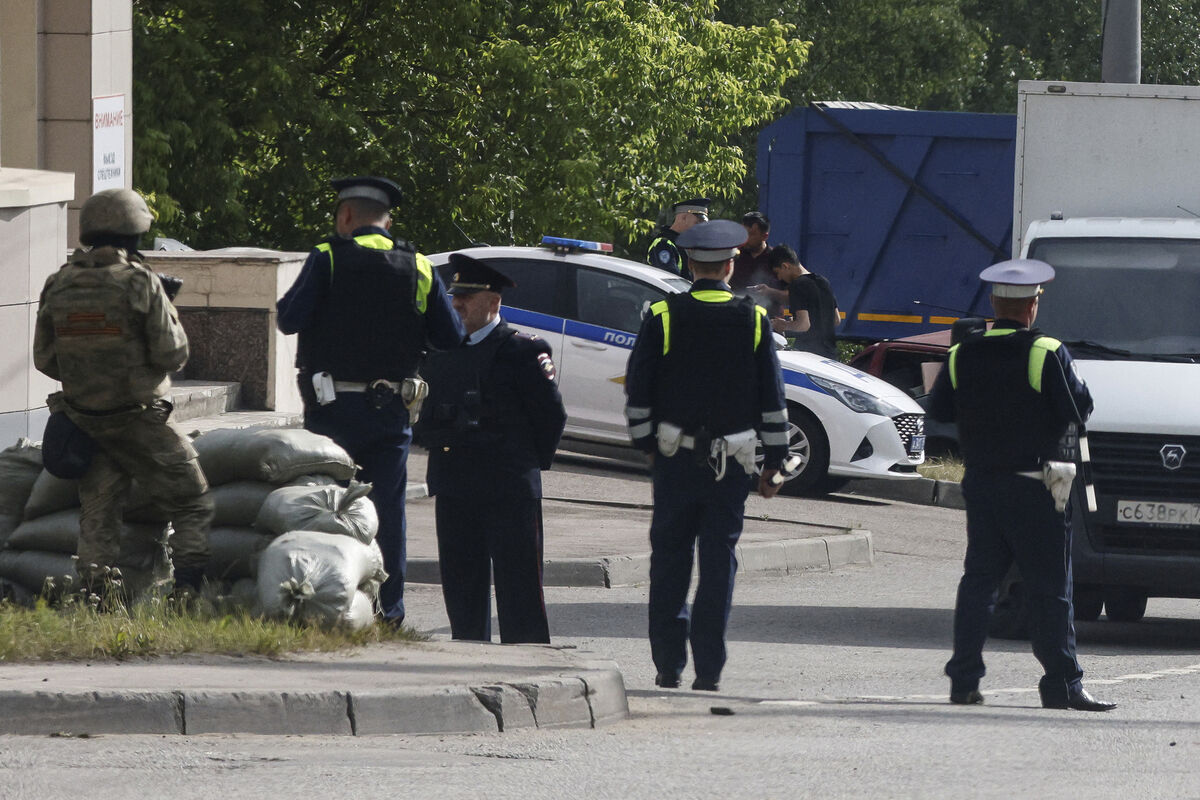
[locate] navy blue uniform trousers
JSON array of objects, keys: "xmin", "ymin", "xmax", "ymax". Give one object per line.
[
  {"xmin": 304, "ymin": 393, "xmax": 411, "ymax": 623},
  {"xmin": 434, "ymin": 495, "xmax": 550, "ymax": 643},
  {"xmin": 648, "ymin": 452, "xmax": 752, "ymax": 682},
  {"xmin": 946, "ymin": 469, "xmax": 1084, "ymax": 700}
]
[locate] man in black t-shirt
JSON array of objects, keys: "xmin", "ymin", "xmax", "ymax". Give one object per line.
[{"xmin": 751, "ymin": 245, "xmax": 840, "ymax": 358}]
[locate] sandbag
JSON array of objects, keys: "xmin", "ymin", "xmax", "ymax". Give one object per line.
[
  {"xmin": 6, "ymin": 509, "xmax": 167, "ymax": 562},
  {"xmin": 0, "ymin": 548, "xmax": 163, "ymax": 597},
  {"xmin": 194, "ymin": 428, "xmax": 357, "ymax": 486},
  {"xmin": 22, "ymin": 470, "xmax": 79, "ymax": 521},
  {"xmin": 125, "ymin": 473, "xmax": 338, "ymax": 526},
  {"xmin": 256, "ymin": 530, "xmax": 385, "ymax": 629},
  {"xmin": 0, "ymin": 439, "xmax": 43, "ymax": 543},
  {"xmin": 206, "ymin": 526, "xmax": 275, "ymax": 581},
  {"xmin": 254, "ymin": 481, "xmax": 378, "ymax": 543}
]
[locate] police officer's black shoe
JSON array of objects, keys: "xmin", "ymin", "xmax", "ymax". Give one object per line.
[
  {"xmin": 691, "ymin": 677, "xmax": 719, "ymax": 692},
  {"xmin": 950, "ymin": 690, "xmax": 984, "ymax": 705},
  {"xmin": 1041, "ymin": 688, "xmax": 1117, "ymax": 712},
  {"xmin": 655, "ymin": 672, "xmax": 682, "ymax": 689}
]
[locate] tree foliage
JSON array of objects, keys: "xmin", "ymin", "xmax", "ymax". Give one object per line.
[{"xmin": 133, "ymin": 1, "xmax": 807, "ymax": 253}]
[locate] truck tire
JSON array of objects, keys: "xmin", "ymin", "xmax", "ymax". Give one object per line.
[
  {"xmin": 1073, "ymin": 588, "xmax": 1104, "ymax": 622},
  {"xmin": 777, "ymin": 405, "xmax": 832, "ymax": 497},
  {"xmin": 1104, "ymin": 589, "xmax": 1148, "ymax": 622}
]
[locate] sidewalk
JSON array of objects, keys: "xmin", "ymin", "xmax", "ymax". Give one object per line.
[{"xmin": 0, "ymin": 452, "xmax": 879, "ymax": 738}]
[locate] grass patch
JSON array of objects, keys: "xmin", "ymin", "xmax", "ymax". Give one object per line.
[
  {"xmin": 0, "ymin": 593, "xmax": 424, "ymax": 662},
  {"xmin": 917, "ymin": 454, "xmax": 964, "ymax": 483}
]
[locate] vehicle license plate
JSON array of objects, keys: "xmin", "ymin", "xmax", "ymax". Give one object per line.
[
  {"xmin": 908, "ymin": 435, "xmax": 926, "ymax": 454},
  {"xmin": 1116, "ymin": 500, "xmax": 1200, "ymax": 527}
]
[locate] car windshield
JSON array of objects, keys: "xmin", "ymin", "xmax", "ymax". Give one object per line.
[{"xmin": 1028, "ymin": 237, "xmax": 1200, "ymax": 358}]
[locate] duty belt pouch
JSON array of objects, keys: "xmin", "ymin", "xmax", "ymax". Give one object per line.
[
  {"xmin": 723, "ymin": 430, "xmax": 760, "ymax": 477},
  {"xmin": 401, "ymin": 377, "xmax": 429, "ymax": 423},
  {"xmin": 366, "ymin": 379, "xmax": 397, "ymax": 410},
  {"xmin": 312, "ymin": 371, "xmax": 336, "ymax": 405},
  {"xmin": 1042, "ymin": 460, "xmax": 1077, "ymax": 513},
  {"xmin": 656, "ymin": 422, "xmax": 684, "ymax": 458}
]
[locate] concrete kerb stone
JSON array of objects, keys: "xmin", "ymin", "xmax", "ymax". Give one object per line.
[
  {"xmin": 0, "ymin": 690, "xmax": 183, "ymax": 735},
  {"xmin": 843, "ymin": 476, "xmax": 966, "ymax": 509},
  {"xmin": 578, "ymin": 669, "xmax": 630, "ymax": 727},
  {"xmin": 183, "ymin": 690, "xmax": 352, "ymax": 735},
  {"xmin": 471, "ymin": 684, "xmax": 538, "ymax": 731},
  {"xmin": 510, "ymin": 678, "xmax": 594, "ymax": 729},
  {"xmin": 351, "ymin": 687, "xmax": 499, "ymax": 735}
]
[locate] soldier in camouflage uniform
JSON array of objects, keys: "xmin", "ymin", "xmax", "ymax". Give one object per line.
[{"xmin": 33, "ymin": 188, "xmax": 211, "ymax": 594}]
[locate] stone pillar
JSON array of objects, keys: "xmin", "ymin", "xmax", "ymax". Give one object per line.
[
  {"xmin": 0, "ymin": 168, "xmax": 75, "ymax": 444},
  {"xmin": 41, "ymin": 0, "xmax": 134, "ymax": 243},
  {"xmin": 0, "ymin": 1, "xmax": 40, "ymax": 167}
]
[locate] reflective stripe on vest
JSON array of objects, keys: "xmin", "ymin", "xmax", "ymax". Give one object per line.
[
  {"xmin": 948, "ymin": 329, "xmax": 1062, "ymax": 392},
  {"xmin": 317, "ymin": 236, "xmax": 433, "ymax": 314},
  {"xmin": 650, "ymin": 299, "xmax": 670, "ymax": 355}
]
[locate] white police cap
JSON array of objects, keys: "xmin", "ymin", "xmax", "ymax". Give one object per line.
[
  {"xmin": 676, "ymin": 219, "xmax": 746, "ymax": 261},
  {"xmin": 980, "ymin": 258, "xmax": 1056, "ymax": 298}
]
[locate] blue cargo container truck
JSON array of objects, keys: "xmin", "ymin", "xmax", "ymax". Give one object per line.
[{"xmin": 757, "ymin": 103, "xmax": 1016, "ymax": 340}]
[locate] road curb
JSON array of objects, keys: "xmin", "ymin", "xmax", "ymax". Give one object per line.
[
  {"xmin": 0, "ymin": 669, "xmax": 629, "ymax": 737},
  {"xmin": 409, "ymin": 529, "xmax": 873, "ymax": 589},
  {"xmin": 843, "ymin": 477, "xmax": 964, "ymax": 509}
]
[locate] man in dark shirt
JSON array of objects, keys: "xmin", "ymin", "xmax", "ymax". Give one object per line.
[
  {"xmin": 752, "ymin": 245, "xmax": 840, "ymax": 358},
  {"xmin": 730, "ymin": 211, "xmax": 772, "ymax": 291}
]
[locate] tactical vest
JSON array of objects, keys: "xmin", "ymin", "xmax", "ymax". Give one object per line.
[
  {"xmin": 650, "ymin": 291, "xmax": 762, "ymax": 437},
  {"xmin": 298, "ymin": 234, "xmax": 429, "ymax": 381},
  {"xmin": 948, "ymin": 327, "xmax": 1069, "ymax": 469},
  {"xmin": 419, "ymin": 326, "xmax": 528, "ymax": 449}
]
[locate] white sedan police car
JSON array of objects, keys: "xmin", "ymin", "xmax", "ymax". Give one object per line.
[{"xmin": 428, "ymin": 237, "xmax": 925, "ymax": 494}]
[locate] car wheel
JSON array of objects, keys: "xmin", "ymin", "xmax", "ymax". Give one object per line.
[
  {"xmin": 1073, "ymin": 587, "xmax": 1104, "ymax": 622},
  {"xmin": 757, "ymin": 405, "xmax": 831, "ymax": 496},
  {"xmin": 1104, "ymin": 588, "xmax": 1148, "ymax": 622}
]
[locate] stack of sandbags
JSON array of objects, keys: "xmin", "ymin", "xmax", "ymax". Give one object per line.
[
  {"xmin": 190, "ymin": 427, "xmax": 358, "ymax": 585},
  {"xmin": 0, "ymin": 467, "xmax": 170, "ymax": 597},
  {"xmin": 0, "ymin": 439, "xmax": 43, "ymax": 548},
  {"xmin": 253, "ymin": 480, "xmax": 384, "ymax": 629},
  {"xmin": 256, "ymin": 530, "xmax": 385, "ymax": 630}
]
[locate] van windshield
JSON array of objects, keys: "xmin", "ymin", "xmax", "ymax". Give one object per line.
[{"xmin": 1028, "ymin": 237, "xmax": 1200, "ymax": 357}]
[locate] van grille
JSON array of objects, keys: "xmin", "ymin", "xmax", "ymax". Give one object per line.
[
  {"xmin": 1087, "ymin": 431, "xmax": 1200, "ymax": 498},
  {"xmin": 1086, "ymin": 431, "xmax": 1200, "ymax": 553}
]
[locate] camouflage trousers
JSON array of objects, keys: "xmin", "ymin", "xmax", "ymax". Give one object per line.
[{"xmin": 66, "ymin": 399, "xmax": 212, "ymax": 584}]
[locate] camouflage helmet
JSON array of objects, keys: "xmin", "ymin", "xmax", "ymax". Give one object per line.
[{"xmin": 79, "ymin": 188, "xmax": 153, "ymax": 245}]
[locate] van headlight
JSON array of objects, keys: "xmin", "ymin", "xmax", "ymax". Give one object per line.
[{"xmin": 809, "ymin": 375, "xmax": 904, "ymax": 417}]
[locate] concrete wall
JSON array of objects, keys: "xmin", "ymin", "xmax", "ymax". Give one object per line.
[
  {"xmin": 144, "ymin": 249, "xmax": 307, "ymax": 415},
  {"xmin": 0, "ymin": 168, "xmax": 74, "ymax": 445}
]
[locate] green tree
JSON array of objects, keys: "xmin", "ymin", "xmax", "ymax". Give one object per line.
[{"xmin": 133, "ymin": 1, "xmax": 807, "ymax": 254}]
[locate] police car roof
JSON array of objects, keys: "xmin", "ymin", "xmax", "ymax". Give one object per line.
[{"xmin": 426, "ymin": 245, "xmax": 690, "ymax": 289}]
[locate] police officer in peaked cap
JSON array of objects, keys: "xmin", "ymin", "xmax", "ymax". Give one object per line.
[
  {"xmin": 928, "ymin": 258, "xmax": 1116, "ymax": 711},
  {"xmin": 413, "ymin": 253, "xmax": 567, "ymax": 643},
  {"xmin": 277, "ymin": 176, "xmax": 465, "ymax": 628},
  {"xmin": 625, "ymin": 219, "xmax": 790, "ymax": 691},
  {"xmin": 647, "ymin": 197, "xmax": 711, "ymax": 279}
]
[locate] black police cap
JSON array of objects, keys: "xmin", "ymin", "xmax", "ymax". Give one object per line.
[
  {"xmin": 330, "ymin": 176, "xmax": 404, "ymax": 208},
  {"xmin": 672, "ymin": 197, "xmax": 711, "ymax": 216},
  {"xmin": 448, "ymin": 253, "xmax": 517, "ymax": 295}
]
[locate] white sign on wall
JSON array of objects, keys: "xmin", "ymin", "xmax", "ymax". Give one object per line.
[{"xmin": 92, "ymin": 94, "xmax": 126, "ymax": 192}]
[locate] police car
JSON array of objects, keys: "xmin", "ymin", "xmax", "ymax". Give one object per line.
[{"xmin": 428, "ymin": 237, "xmax": 926, "ymax": 494}]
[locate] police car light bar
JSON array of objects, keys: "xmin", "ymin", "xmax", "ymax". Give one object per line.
[{"xmin": 540, "ymin": 235, "xmax": 613, "ymax": 253}]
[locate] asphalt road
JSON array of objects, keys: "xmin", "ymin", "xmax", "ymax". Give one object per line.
[{"xmin": 5, "ymin": 455, "xmax": 1200, "ymax": 799}]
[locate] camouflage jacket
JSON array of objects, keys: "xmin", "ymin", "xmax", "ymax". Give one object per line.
[{"xmin": 34, "ymin": 247, "xmax": 189, "ymax": 412}]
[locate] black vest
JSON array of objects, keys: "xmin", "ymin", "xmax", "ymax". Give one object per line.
[
  {"xmin": 952, "ymin": 328, "xmax": 1069, "ymax": 470},
  {"xmin": 298, "ymin": 237, "xmax": 427, "ymax": 381},
  {"xmin": 652, "ymin": 292, "xmax": 760, "ymax": 437},
  {"xmin": 418, "ymin": 325, "xmax": 529, "ymax": 449}
]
